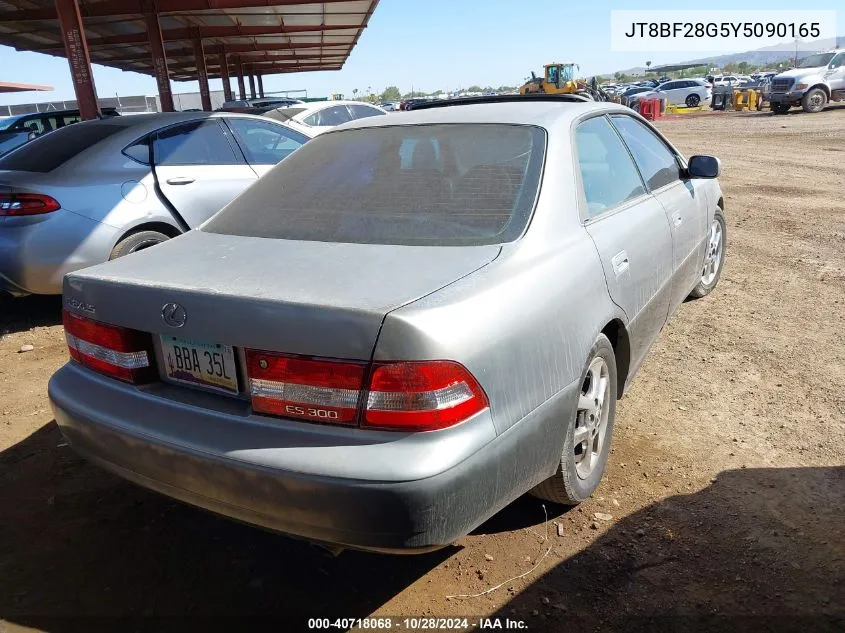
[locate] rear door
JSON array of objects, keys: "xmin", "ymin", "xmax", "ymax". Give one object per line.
[
  {"xmin": 152, "ymin": 119, "xmax": 257, "ymax": 227},
  {"xmin": 574, "ymin": 115, "xmax": 673, "ymax": 371},
  {"xmin": 224, "ymin": 117, "xmax": 309, "ymax": 177},
  {"xmin": 610, "ymin": 114, "xmax": 708, "ymax": 312}
]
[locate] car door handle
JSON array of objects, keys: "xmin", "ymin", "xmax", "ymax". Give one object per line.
[
  {"xmin": 672, "ymin": 212, "xmax": 683, "ymax": 227},
  {"xmin": 166, "ymin": 176, "xmax": 195, "ymax": 185},
  {"xmin": 611, "ymin": 251, "xmax": 630, "ymax": 276}
]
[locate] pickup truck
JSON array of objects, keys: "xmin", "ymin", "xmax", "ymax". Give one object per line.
[{"xmin": 768, "ymin": 49, "xmax": 845, "ymax": 114}]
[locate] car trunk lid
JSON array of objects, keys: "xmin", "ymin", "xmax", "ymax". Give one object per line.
[{"xmin": 63, "ymin": 230, "xmax": 500, "ymax": 360}]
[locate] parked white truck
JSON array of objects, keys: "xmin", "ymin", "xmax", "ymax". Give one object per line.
[{"xmin": 768, "ymin": 49, "xmax": 845, "ymax": 114}]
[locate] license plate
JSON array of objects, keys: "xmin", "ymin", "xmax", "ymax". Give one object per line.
[{"xmin": 160, "ymin": 336, "xmax": 238, "ymax": 394}]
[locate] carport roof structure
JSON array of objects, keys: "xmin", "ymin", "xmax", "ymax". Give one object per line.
[{"xmin": 0, "ymin": 0, "xmax": 379, "ymax": 117}]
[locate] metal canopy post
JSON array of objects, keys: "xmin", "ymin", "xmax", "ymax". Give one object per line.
[
  {"xmin": 248, "ymin": 71, "xmax": 256, "ymax": 99},
  {"xmin": 53, "ymin": 0, "xmax": 100, "ymax": 120},
  {"xmin": 219, "ymin": 47, "xmax": 233, "ymax": 102},
  {"xmin": 145, "ymin": 11, "xmax": 174, "ymax": 112},
  {"xmin": 192, "ymin": 37, "xmax": 211, "ymax": 111},
  {"xmin": 234, "ymin": 55, "xmax": 246, "ymax": 100},
  {"xmin": 257, "ymin": 73, "xmax": 264, "ymax": 98}
]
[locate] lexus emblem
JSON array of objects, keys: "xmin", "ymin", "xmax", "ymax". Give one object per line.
[{"xmin": 162, "ymin": 303, "xmax": 187, "ymax": 328}]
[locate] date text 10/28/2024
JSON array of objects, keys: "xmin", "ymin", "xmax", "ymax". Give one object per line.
[{"xmin": 307, "ymin": 617, "xmax": 529, "ymax": 630}]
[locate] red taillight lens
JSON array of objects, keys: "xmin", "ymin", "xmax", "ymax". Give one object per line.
[
  {"xmin": 0, "ymin": 193, "xmax": 60, "ymax": 216},
  {"xmin": 245, "ymin": 350, "xmax": 366, "ymax": 424},
  {"xmin": 364, "ymin": 361, "xmax": 489, "ymax": 431},
  {"xmin": 62, "ymin": 310, "xmax": 155, "ymax": 384}
]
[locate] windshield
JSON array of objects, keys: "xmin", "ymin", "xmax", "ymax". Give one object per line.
[
  {"xmin": 0, "ymin": 115, "xmax": 22, "ymax": 131},
  {"xmin": 798, "ymin": 53, "xmax": 835, "ymax": 68},
  {"xmin": 204, "ymin": 123, "xmax": 546, "ymax": 247}
]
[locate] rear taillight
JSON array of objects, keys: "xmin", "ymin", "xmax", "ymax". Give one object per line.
[
  {"xmin": 246, "ymin": 350, "xmax": 366, "ymax": 424},
  {"xmin": 245, "ymin": 351, "xmax": 488, "ymax": 432},
  {"xmin": 63, "ymin": 310, "xmax": 155, "ymax": 384},
  {"xmin": 364, "ymin": 361, "xmax": 488, "ymax": 431},
  {"xmin": 0, "ymin": 193, "xmax": 60, "ymax": 216}
]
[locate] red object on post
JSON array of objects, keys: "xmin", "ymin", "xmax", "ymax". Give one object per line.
[
  {"xmin": 193, "ymin": 37, "xmax": 212, "ymax": 111},
  {"xmin": 145, "ymin": 12, "xmax": 174, "ymax": 112},
  {"xmin": 53, "ymin": 0, "xmax": 100, "ymax": 120},
  {"xmin": 639, "ymin": 98, "xmax": 656, "ymax": 121}
]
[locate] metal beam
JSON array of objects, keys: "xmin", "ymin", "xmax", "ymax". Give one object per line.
[
  {"xmin": 30, "ymin": 23, "xmax": 361, "ymax": 50},
  {"xmin": 219, "ymin": 48, "xmax": 232, "ymax": 102},
  {"xmin": 54, "ymin": 0, "xmax": 100, "ymax": 120},
  {"xmin": 108, "ymin": 50, "xmax": 338, "ymax": 64},
  {"xmin": 248, "ymin": 71, "xmax": 256, "ymax": 99},
  {"xmin": 166, "ymin": 55, "xmax": 345, "ymax": 71},
  {"xmin": 234, "ymin": 55, "xmax": 246, "ymax": 100},
  {"xmin": 257, "ymin": 73, "xmax": 264, "ymax": 98},
  {"xmin": 193, "ymin": 38, "xmax": 211, "ymax": 111},
  {"xmin": 145, "ymin": 12, "xmax": 174, "ymax": 112},
  {"xmin": 0, "ymin": 0, "xmax": 358, "ymax": 21},
  {"xmin": 173, "ymin": 62, "xmax": 341, "ymax": 80}
]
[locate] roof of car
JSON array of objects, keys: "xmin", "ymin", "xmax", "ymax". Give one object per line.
[{"xmin": 329, "ymin": 100, "xmax": 627, "ymax": 132}]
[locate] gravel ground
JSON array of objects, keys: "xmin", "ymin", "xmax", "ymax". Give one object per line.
[{"xmin": 1, "ymin": 106, "xmax": 843, "ymax": 633}]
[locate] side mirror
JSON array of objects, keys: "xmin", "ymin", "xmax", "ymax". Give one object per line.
[{"xmin": 687, "ymin": 155, "xmax": 720, "ymax": 179}]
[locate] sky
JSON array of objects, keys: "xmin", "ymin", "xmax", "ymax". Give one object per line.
[{"xmin": 0, "ymin": 0, "xmax": 840, "ymax": 105}]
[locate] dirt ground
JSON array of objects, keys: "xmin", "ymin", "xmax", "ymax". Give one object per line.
[{"xmin": 1, "ymin": 107, "xmax": 844, "ymax": 633}]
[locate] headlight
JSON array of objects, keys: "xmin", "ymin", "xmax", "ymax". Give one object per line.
[{"xmin": 796, "ymin": 83, "xmax": 809, "ymax": 90}]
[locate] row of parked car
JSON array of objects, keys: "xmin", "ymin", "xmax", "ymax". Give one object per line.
[{"xmin": 0, "ymin": 99, "xmax": 388, "ymax": 297}]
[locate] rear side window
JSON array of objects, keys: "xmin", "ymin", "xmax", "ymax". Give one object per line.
[
  {"xmin": 153, "ymin": 120, "xmax": 240, "ymax": 166},
  {"xmin": 610, "ymin": 115, "xmax": 681, "ymax": 191},
  {"xmin": 0, "ymin": 122, "xmax": 123, "ymax": 172},
  {"xmin": 348, "ymin": 104, "xmax": 385, "ymax": 120},
  {"xmin": 574, "ymin": 116, "xmax": 645, "ymax": 217},
  {"xmin": 203, "ymin": 123, "xmax": 546, "ymax": 246},
  {"xmin": 226, "ymin": 118, "xmax": 308, "ymax": 165},
  {"xmin": 123, "ymin": 136, "xmax": 150, "ymax": 164},
  {"xmin": 303, "ymin": 106, "xmax": 352, "ymax": 127},
  {"xmin": 264, "ymin": 107, "xmax": 306, "ymax": 123}
]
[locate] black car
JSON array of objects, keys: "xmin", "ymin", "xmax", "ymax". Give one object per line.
[{"xmin": 0, "ymin": 107, "xmax": 119, "ymax": 156}]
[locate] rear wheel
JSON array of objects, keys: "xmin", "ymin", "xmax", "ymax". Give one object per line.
[
  {"xmin": 109, "ymin": 230, "xmax": 170, "ymax": 260},
  {"xmin": 802, "ymin": 88, "xmax": 827, "ymax": 113},
  {"xmin": 771, "ymin": 103, "xmax": 791, "ymax": 115},
  {"xmin": 530, "ymin": 335, "xmax": 617, "ymax": 505},
  {"xmin": 685, "ymin": 93, "xmax": 701, "ymax": 107}
]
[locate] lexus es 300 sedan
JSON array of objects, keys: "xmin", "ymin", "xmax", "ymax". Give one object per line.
[
  {"xmin": 0, "ymin": 112, "xmax": 311, "ymax": 296},
  {"xmin": 49, "ymin": 98, "xmax": 726, "ymax": 553}
]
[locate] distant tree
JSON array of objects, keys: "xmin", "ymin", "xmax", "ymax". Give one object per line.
[
  {"xmin": 645, "ymin": 60, "xmax": 652, "ymax": 72},
  {"xmin": 723, "ymin": 62, "xmax": 739, "ymax": 73},
  {"xmin": 614, "ymin": 71, "xmax": 623, "ymax": 81},
  {"xmin": 352, "ymin": 88, "xmax": 359, "ymax": 100},
  {"xmin": 467, "ymin": 85, "xmax": 483, "ymax": 93},
  {"xmin": 737, "ymin": 61, "xmax": 752, "ymax": 74},
  {"xmin": 380, "ymin": 85, "xmax": 402, "ymax": 102}
]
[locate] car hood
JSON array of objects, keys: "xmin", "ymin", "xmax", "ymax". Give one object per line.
[
  {"xmin": 775, "ymin": 67, "xmax": 827, "ymax": 79},
  {"xmin": 63, "ymin": 230, "xmax": 501, "ymax": 359}
]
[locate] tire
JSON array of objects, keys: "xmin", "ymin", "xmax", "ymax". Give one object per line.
[
  {"xmin": 109, "ymin": 230, "xmax": 170, "ymax": 260},
  {"xmin": 685, "ymin": 93, "xmax": 701, "ymax": 108},
  {"xmin": 689, "ymin": 209, "xmax": 726, "ymax": 299},
  {"xmin": 771, "ymin": 103, "xmax": 791, "ymax": 115},
  {"xmin": 801, "ymin": 88, "xmax": 827, "ymax": 113},
  {"xmin": 530, "ymin": 335, "xmax": 618, "ymax": 505}
]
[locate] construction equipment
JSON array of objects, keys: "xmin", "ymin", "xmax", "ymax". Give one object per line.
[{"xmin": 519, "ymin": 62, "xmax": 608, "ymax": 101}]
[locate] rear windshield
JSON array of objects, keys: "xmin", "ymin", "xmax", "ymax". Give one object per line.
[
  {"xmin": 0, "ymin": 122, "xmax": 122, "ymax": 172},
  {"xmin": 203, "ymin": 123, "xmax": 546, "ymax": 246}
]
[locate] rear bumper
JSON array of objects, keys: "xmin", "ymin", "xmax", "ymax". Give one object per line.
[
  {"xmin": 0, "ymin": 210, "xmax": 116, "ymax": 295},
  {"xmin": 49, "ymin": 363, "xmax": 575, "ymax": 553}
]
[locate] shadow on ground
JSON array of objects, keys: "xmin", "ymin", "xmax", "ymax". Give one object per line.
[
  {"xmin": 1, "ymin": 422, "xmax": 842, "ymax": 632},
  {"xmin": 0, "ymin": 294, "xmax": 62, "ymax": 335},
  {"xmin": 491, "ymin": 465, "xmax": 845, "ymax": 632},
  {"xmin": 0, "ymin": 422, "xmax": 452, "ymax": 632}
]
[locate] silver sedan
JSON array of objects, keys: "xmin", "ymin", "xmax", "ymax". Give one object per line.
[
  {"xmin": 49, "ymin": 98, "xmax": 726, "ymax": 553},
  {"xmin": 0, "ymin": 112, "xmax": 311, "ymax": 296}
]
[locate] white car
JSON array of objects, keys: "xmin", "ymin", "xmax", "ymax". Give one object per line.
[
  {"xmin": 712, "ymin": 75, "xmax": 750, "ymax": 87},
  {"xmin": 651, "ymin": 79, "xmax": 712, "ymax": 107},
  {"xmin": 262, "ymin": 100, "xmax": 387, "ymax": 135}
]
